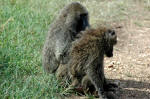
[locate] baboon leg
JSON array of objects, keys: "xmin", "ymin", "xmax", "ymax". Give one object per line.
[
  {"xmin": 42, "ymin": 50, "xmax": 59, "ymax": 73},
  {"xmin": 81, "ymin": 75, "xmax": 90, "ymax": 92},
  {"xmin": 56, "ymin": 64, "xmax": 68, "ymax": 80},
  {"xmin": 87, "ymin": 61, "xmax": 107, "ymax": 99},
  {"xmin": 81, "ymin": 75, "xmax": 95, "ymax": 94},
  {"xmin": 71, "ymin": 77, "xmax": 80, "ymax": 87}
]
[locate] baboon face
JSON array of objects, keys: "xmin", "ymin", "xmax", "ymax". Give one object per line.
[
  {"xmin": 64, "ymin": 2, "xmax": 90, "ymax": 36},
  {"xmin": 76, "ymin": 13, "xmax": 89, "ymax": 33},
  {"xmin": 104, "ymin": 29, "xmax": 117, "ymax": 57}
]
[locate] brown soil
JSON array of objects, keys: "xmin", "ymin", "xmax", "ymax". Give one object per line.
[
  {"xmin": 104, "ymin": 2, "xmax": 150, "ymax": 99},
  {"xmin": 105, "ymin": 16, "xmax": 150, "ymax": 99},
  {"xmin": 63, "ymin": 1, "xmax": 150, "ymax": 99}
]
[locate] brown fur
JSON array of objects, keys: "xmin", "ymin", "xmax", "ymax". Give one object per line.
[{"xmin": 68, "ymin": 27, "xmax": 117, "ymax": 99}]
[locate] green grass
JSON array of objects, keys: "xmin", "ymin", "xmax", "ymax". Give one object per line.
[
  {"xmin": 0, "ymin": 0, "xmax": 71, "ymax": 98},
  {"xmin": 0, "ymin": 0, "xmax": 149, "ymax": 98}
]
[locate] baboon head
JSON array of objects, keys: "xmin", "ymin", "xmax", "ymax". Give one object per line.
[
  {"xmin": 60, "ymin": 2, "xmax": 90, "ymax": 36},
  {"xmin": 104, "ymin": 29, "xmax": 117, "ymax": 57}
]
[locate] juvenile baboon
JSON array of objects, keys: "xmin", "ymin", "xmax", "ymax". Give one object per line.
[
  {"xmin": 42, "ymin": 2, "xmax": 90, "ymax": 73},
  {"xmin": 68, "ymin": 27, "xmax": 117, "ymax": 99}
]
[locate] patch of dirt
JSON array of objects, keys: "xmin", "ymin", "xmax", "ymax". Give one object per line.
[{"xmin": 104, "ymin": 2, "xmax": 150, "ymax": 99}]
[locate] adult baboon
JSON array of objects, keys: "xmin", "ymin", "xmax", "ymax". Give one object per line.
[
  {"xmin": 42, "ymin": 2, "xmax": 90, "ymax": 73},
  {"xmin": 68, "ymin": 27, "xmax": 117, "ymax": 99}
]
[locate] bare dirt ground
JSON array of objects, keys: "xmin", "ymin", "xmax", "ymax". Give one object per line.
[
  {"xmin": 63, "ymin": 1, "xmax": 150, "ymax": 99},
  {"xmin": 104, "ymin": 3, "xmax": 150, "ymax": 99}
]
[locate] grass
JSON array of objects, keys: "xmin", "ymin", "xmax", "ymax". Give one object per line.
[
  {"xmin": 0, "ymin": 0, "xmax": 149, "ymax": 99},
  {"xmin": 0, "ymin": 0, "xmax": 71, "ymax": 98}
]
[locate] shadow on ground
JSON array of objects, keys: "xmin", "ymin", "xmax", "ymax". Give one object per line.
[
  {"xmin": 113, "ymin": 79, "xmax": 150, "ymax": 99},
  {"xmin": 60, "ymin": 79, "xmax": 150, "ymax": 99}
]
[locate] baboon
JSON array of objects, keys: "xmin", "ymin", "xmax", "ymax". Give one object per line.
[
  {"xmin": 42, "ymin": 2, "xmax": 90, "ymax": 74},
  {"xmin": 68, "ymin": 27, "xmax": 117, "ymax": 99}
]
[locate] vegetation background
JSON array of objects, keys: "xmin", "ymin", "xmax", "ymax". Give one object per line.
[{"xmin": 0, "ymin": 0, "xmax": 150, "ymax": 99}]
